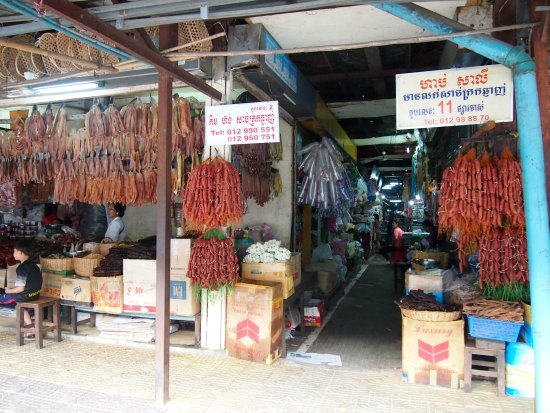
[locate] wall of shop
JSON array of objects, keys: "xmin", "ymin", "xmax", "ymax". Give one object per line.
[
  {"xmin": 123, "ymin": 204, "xmax": 159, "ymax": 241},
  {"xmin": 240, "ymin": 119, "xmax": 294, "ymax": 248}
]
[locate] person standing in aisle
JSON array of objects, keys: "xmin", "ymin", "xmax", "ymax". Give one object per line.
[
  {"xmin": 379, "ymin": 220, "xmax": 405, "ymax": 262},
  {"xmin": 0, "ymin": 239, "xmax": 43, "ymax": 331},
  {"xmin": 104, "ymin": 203, "xmax": 127, "ymax": 242},
  {"xmin": 372, "ymin": 213, "xmax": 382, "ymax": 252}
]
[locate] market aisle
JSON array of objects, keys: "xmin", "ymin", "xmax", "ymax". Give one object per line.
[
  {"xmin": 0, "ymin": 329, "xmax": 533, "ymax": 413},
  {"xmin": 304, "ymin": 258, "xmax": 402, "ymax": 370}
]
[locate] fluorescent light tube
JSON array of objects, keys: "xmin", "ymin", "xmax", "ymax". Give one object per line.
[{"xmin": 34, "ymin": 82, "xmax": 99, "ymax": 94}]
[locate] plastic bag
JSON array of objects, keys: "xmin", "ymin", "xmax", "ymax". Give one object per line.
[
  {"xmin": 312, "ymin": 243, "xmax": 333, "ymax": 262},
  {"xmin": 78, "ymin": 204, "xmax": 108, "ymax": 242}
]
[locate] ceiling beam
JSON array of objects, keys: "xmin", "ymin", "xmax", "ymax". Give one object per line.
[
  {"xmin": 307, "ymin": 66, "xmax": 436, "ymax": 83},
  {"xmin": 328, "ymin": 99, "xmax": 396, "ymax": 118},
  {"xmin": 363, "ymin": 47, "xmax": 387, "ymax": 97},
  {"xmin": 359, "ymin": 153, "xmax": 413, "ymax": 164},
  {"xmin": 110, "ymin": 0, "xmax": 158, "ymax": 51},
  {"xmin": 377, "ymin": 166, "xmax": 411, "ymax": 172},
  {"xmin": 353, "ymin": 134, "xmax": 417, "ymax": 146},
  {"xmin": 41, "ymin": 0, "xmax": 223, "ymax": 101}
]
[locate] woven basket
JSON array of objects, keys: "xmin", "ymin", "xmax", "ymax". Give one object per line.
[
  {"xmin": 83, "ymin": 242, "xmax": 100, "ymax": 253},
  {"xmin": 56, "ymin": 33, "xmax": 77, "ymax": 71},
  {"xmin": 0, "ymin": 46, "xmax": 8, "ymax": 79},
  {"xmin": 31, "ymin": 47, "xmax": 47, "ymax": 75},
  {"xmin": 99, "ymin": 242, "xmax": 117, "ymax": 256},
  {"xmin": 74, "ymin": 253, "xmax": 103, "ymax": 277},
  {"xmin": 36, "ymin": 33, "xmax": 61, "ymax": 74},
  {"xmin": 40, "ymin": 256, "xmax": 74, "ymax": 272},
  {"xmin": 178, "ymin": 21, "xmax": 213, "ymax": 52},
  {"xmin": 401, "ymin": 308, "xmax": 462, "ymax": 322}
]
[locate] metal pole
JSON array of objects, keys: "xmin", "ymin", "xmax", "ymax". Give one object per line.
[
  {"xmin": 154, "ymin": 23, "xmax": 176, "ymax": 405},
  {"xmin": 373, "ymin": 3, "xmax": 550, "ymax": 410}
]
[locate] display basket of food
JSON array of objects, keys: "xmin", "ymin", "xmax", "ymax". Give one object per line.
[
  {"xmin": 40, "ymin": 254, "xmax": 74, "ymax": 272},
  {"xmin": 99, "ymin": 242, "xmax": 117, "ymax": 256},
  {"xmin": 73, "ymin": 253, "xmax": 103, "ymax": 277},
  {"xmin": 83, "ymin": 242, "xmax": 100, "ymax": 254},
  {"xmin": 396, "ymin": 289, "xmax": 462, "ymax": 321},
  {"xmin": 463, "ymin": 298, "xmax": 524, "ymax": 342},
  {"xmin": 466, "ymin": 315, "xmax": 522, "ymax": 342}
]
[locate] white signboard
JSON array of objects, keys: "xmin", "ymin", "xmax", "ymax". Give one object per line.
[
  {"xmin": 204, "ymin": 101, "xmax": 279, "ymax": 146},
  {"xmin": 396, "ymin": 65, "xmax": 513, "ymax": 129}
]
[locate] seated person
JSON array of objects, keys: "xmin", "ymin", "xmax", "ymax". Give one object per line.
[{"xmin": 0, "ymin": 239, "xmax": 43, "ymax": 334}]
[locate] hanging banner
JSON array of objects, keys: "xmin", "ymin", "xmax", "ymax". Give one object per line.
[
  {"xmin": 395, "ymin": 64, "xmax": 513, "ymax": 129},
  {"xmin": 205, "ymin": 101, "xmax": 280, "ymax": 146}
]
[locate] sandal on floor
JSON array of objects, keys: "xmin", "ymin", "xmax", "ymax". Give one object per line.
[{"xmin": 24, "ymin": 333, "xmax": 35, "ymax": 339}]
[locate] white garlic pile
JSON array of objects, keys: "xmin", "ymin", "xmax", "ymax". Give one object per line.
[{"xmin": 243, "ymin": 240, "xmax": 292, "ymax": 263}]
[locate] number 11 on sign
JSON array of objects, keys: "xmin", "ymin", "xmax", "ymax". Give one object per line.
[{"xmin": 438, "ymin": 100, "xmax": 452, "ymax": 114}]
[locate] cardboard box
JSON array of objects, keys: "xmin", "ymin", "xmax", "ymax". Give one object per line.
[
  {"xmin": 91, "ymin": 275, "xmax": 123, "ymax": 314},
  {"xmin": 405, "ymin": 269, "xmax": 444, "ymax": 292},
  {"xmin": 170, "ymin": 238, "xmax": 192, "ymax": 271},
  {"xmin": 401, "ymin": 316, "xmax": 464, "ymax": 388},
  {"xmin": 506, "ymin": 342, "xmax": 535, "ymax": 397},
  {"xmin": 122, "ymin": 259, "xmax": 199, "ymax": 316},
  {"xmin": 317, "ymin": 271, "xmax": 337, "ymax": 294},
  {"xmin": 60, "ymin": 276, "xmax": 92, "ymax": 307},
  {"xmin": 290, "ymin": 253, "xmax": 302, "ymax": 287},
  {"xmin": 241, "ymin": 257, "xmax": 296, "ymax": 299},
  {"xmin": 304, "ymin": 299, "xmax": 325, "ymax": 327},
  {"xmin": 41, "ymin": 272, "xmax": 63, "ymax": 298},
  {"xmin": 226, "ymin": 279, "xmax": 283, "ymax": 364}
]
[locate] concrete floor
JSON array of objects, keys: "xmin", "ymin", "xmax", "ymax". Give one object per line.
[{"xmin": 0, "ymin": 260, "xmax": 535, "ymax": 412}]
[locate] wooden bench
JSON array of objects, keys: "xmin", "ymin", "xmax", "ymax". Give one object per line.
[
  {"xmin": 16, "ymin": 297, "xmax": 62, "ymax": 349},
  {"xmin": 64, "ymin": 305, "xmax": 201, "ymax": 347},
  {"xmin": 464, "ymin": 339, "xmax": 506, "ymax": 396}
]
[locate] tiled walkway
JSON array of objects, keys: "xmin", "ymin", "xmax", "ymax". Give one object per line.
[{"xmin": 0, "ymin": 327, "xmax": 534, "ymax": 412}]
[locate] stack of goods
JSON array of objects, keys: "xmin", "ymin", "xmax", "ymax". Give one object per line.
[
  {"xmin": 463, "ymin": 298, "xmax": 523, "ymax": 342},
  {"xmin": 0, "ymin": 97, "xmax": 204, "ymax": 206},
  {"xmin": 93, "ymin": 244, "xmax": 154, "ymax": 277},
  {"xmin": 241, "ymin": 240, "xmax": 298, "ymax": 299},
  {"xmin": 438, "ymin": 147, "xmax": 528, "ymax": 301},
  {"xmin": 187, "ymin": 229, "xmax": 239, "ymax": 293},
  {"xmin": 94, "ymin": 314, "xmax": 179, "ymax": 343},
  {"xmin": 233, "ymin": 142, "xmax": 282, "ymax": 206},
  {"xmin": 297, "ymin": 137, "xmax": 354, "ymax": 216}
]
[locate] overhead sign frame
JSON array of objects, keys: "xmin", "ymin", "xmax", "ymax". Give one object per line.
[{"xmin": 395, "ymin": 64, "xmax": 514, "ymax": 129}]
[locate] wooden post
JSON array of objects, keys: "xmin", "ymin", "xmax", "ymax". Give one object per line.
[{"xmin": 155, "ymin": 23, "xmax": 176, "ymax": 405}]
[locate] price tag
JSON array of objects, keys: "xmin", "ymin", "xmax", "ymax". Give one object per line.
[{"xmin": 205, "ymin": 101, "xmax": 280, "ymax": 146}]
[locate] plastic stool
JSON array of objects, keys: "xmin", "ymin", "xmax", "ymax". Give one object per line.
[
  {"xmin": 464, "ymin": 342, "xmax": 505, "ymax": 396},
  {"xmin": 16, "ymin": 297, "xmax": 62, "ymax": 349}
]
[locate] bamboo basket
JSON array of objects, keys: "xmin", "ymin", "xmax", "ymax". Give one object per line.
[
  {"xmin": 99, "ymin": 242, "xmax": 117, "ymax": 256},
  {"xmin": 400, "ymin": 308, "xmax": 462, "ymax": 322},
  {"xmin": 83, "ymin": 242, "xmax": 100, "ymax": 253},
  {"xmin": 74, "ymin": 253, "xmax": 103, "ymax": 277},
  {"xmin": 40, "ymin": 256, "xmax": 74, "ymax": 272}
]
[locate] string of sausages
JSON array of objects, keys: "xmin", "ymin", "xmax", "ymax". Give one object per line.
[
  {"xmin": 183, "ymin": 157, "xmax": 244, "ymax": 229},
  {"xmin": 187, "ymin": 235, "xmax": 240, "ymax": 291},
  {"xmin": 478, "ymin": 226, "xmax": 528, "ymax": 287},
  {"xmin": 438, "ymin": 147, "xmax": 527, "ymax": 276}
]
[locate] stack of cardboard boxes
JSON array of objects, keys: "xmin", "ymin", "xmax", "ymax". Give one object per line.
[{"xmin": 226, "ymin": 253, "xmax": 301, "ymax": 364}]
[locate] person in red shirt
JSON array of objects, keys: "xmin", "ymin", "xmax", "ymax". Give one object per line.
[{"xmin": 379, "ymin": 220, "xmax": 405, "ymax": 262}]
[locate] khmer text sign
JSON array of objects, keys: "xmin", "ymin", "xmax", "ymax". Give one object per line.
[
  {"xmin": 205, "ymin": 101, "xmax": 279, "ymax": 146},
  {"xmin": 396, "ymin": 65, "xmax": 513, "ymax": 129}
]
